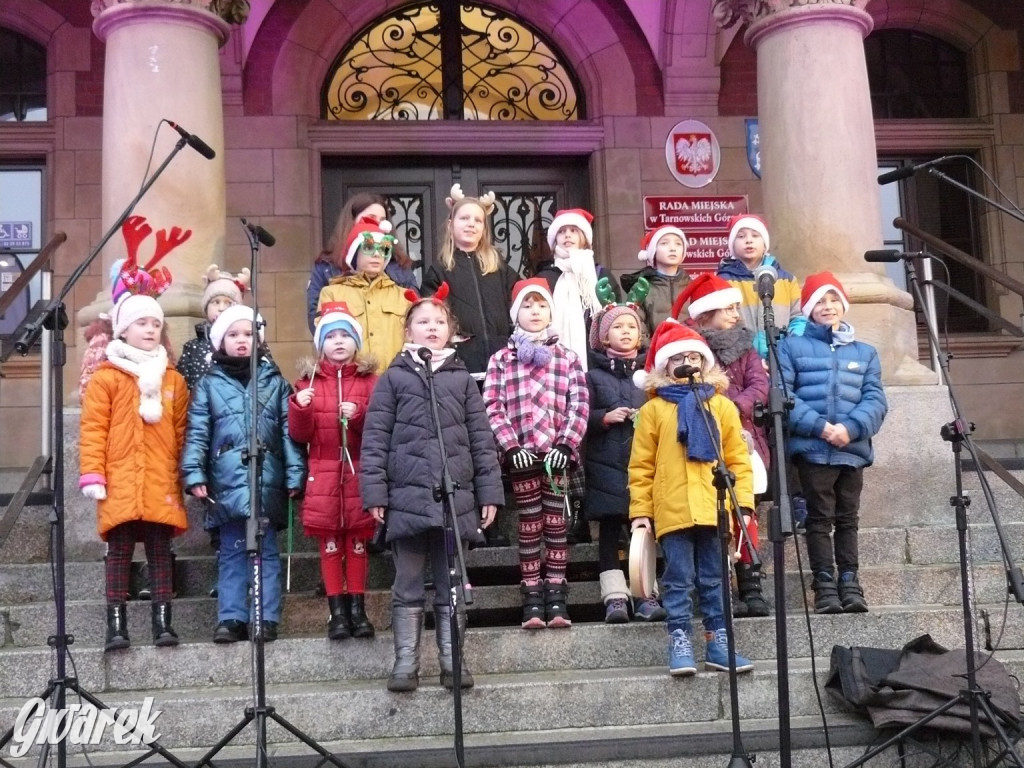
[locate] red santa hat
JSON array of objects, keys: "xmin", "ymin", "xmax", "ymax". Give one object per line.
[
  {"xmin": 509, "ymin": 277, "xmax": 554, "ymax": 323},
  {"xmin": 637, "ymin": 226, "xmax": 688, "ymax": 265},
  {"xmin": 315, "ymin": 301, "xmax": 364, "ymax": 352},
  {"xmin": 801, "ymin": 271, "xmax": 849, "ymax": 317},
  {"xmin": 726, "ymin": 214, "xmax": 770, "ymax": 256},
  {"xmin": 343, "ymin": 216, "xmax": 394, "ymax": 270},
  {"xmin": 633, "ymin": 321, "xmax": 715, "ymax": 388},
  {"xmin": 671, "ymin": 272, "xmax": 742, "ymax": 321},
  {"xmin": 546, "ymin": 208, "xmax": 594, "ymax": 249}
]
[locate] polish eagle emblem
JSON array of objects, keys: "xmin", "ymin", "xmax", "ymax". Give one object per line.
[{"xmin": 673, "ymin": 133, "xmax": 714, "ymax": 175}]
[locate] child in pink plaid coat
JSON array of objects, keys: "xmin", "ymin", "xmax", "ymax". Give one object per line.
[{"xmin": 483, "ymin": 278, "xmax": 589, "ymax": 630}]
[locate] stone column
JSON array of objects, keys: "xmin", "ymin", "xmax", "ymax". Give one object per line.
[
  {"xmin": 715, "ymin": 0, "xmax": 932, "ymax": 384},
  {"xmin": 80, "ymin": 0, "xmax": 230, "ymax": 344}
]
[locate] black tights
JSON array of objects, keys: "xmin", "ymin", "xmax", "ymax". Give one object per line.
[{"xmin": 597, "ymin": 519, "xmax": 625, "ymax": 572}]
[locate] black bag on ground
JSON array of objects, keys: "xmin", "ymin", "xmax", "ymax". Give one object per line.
[{"xmin": 827, "ymin": 634, "xmax": 1021, "ymax": 737}]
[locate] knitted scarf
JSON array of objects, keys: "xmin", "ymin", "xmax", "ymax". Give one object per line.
[
  {"xmin": 104, "ymin": 339, "xmax": 168, "ymax": 424},
  {"xmin": 402, "ymin": 343, "xmax": 455, "ymax": 371},
  {"xmin": 655, "ymin": 382, "xmax": 719, "ymax": 462},
  {"xmin": 551, "ymin": 245, "xmax": 600, "ymax": 371},
  {"xmin": 510, "ymin": 327, "xmax": 558, "ymax": 367}
]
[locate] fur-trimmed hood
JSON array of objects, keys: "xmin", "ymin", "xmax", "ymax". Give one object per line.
[
  {"xmin": 296, "ymin": 354, "xmax": 378, "ymax": 380},
  {"xmin": 643, "ymin": 365, "xmax": 730, "ymax": 395}
]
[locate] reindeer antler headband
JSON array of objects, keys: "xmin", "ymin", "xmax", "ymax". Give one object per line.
[
  {"xmin": 445, "ymin": 183, "xmax": 496, "ymax": 216},
  {"xmin": 116, "ymin": 214, "xmax": 192, "ymax": 298},
  {"xmin": 404, "ymin": 281, "xmax": 451, "ymax": 306}
]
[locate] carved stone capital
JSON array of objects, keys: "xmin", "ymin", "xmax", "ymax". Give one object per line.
[
  {"xmin": 91, "ymin": 0, "xmax": 248, "ymax": 26},
  {"xmin": 713, "ymin": 0, "xmax": 864, "ymax": 30}
]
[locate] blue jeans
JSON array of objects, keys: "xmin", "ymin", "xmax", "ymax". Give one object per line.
[
  {"xmin": 217, "ymin": 518, "xmax": 282, "ymax": 624},
  {"xmin": 660, "ymin": 526, "xmax": 724, "ymax": 634}
]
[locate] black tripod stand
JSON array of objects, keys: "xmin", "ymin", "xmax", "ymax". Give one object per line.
[
  {"xmin": 0, "ymin": 132, "xmax": 198, "ymax": 768},
  {"xmin": 842, "ymin": 254, "xmax": 1024, "ymax": 768},
  {"xmin": 415, "ymin": 345, "xmax": 474, "ymax": 768},
  {"xmin": 681, "ymin": 365, "xmax": 758, "ymax": 768},
  {"xmin": 194, "ymin": 222, "xmax": 349, "ymax": 768}
]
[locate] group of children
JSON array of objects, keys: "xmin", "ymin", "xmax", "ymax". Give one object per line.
[{"xmin": 78, "ymin": 194, "xmax": 887, "ymax": 686}]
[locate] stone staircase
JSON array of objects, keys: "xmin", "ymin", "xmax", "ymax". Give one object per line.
[{"xmin": 1, "ymin": 387, "xmax": 1024, "ymax": 767}]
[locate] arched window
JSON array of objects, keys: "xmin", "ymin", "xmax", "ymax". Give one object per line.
[
  {"xmin": 866, "ymin": 29, "xmax": 970, "ymax": 119},
  {"xmin": 0, "ymin": 27, "xmax": 47, "ymax": 122},
  {"xmin": 323, "ymin": 2, "xmax": 582, "ymax": 121}
]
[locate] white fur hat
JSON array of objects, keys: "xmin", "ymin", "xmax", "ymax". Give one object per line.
[
  {"xmin": 209, "ymin": 304, "xmax": 264, "ymax": 351},
  {"xmin": 111, "ymin": 294, "xmax": 163, "ymax": 339}
]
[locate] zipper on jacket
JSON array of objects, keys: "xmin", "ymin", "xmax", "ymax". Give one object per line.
[{"xmin": 467, "ymin": 254, "xmax": 491, "ymax": 352}]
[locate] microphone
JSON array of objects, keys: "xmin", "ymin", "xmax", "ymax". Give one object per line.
[
  {"xmin": 165, "ymin": 120, "xmax": 216, "ymax": 160},
  {"xmin": 753, "ymin": 263, "xmax": 777, "ymax": 301},
  {"xmin": 416, "ymin": 346, "xmax": 433, "ymax": 364},
  {"xmin": 864, "ymin": 249, "xmax": 926, "ymax": 263},
  {"xmin": 877, "ymin": 156, "xmax": 952, "ymax": 185},
  {"xmin": 673, "ymin": 363, "xmax": 701, "ymax": 379},
  {"xmin": 241, "ymin": 219, "xmax": 276, "ymax": 247}
]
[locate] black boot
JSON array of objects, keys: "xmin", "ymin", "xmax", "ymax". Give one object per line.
[
  {"xmin": 105, "ymin": 602, "xmax": 130, "ymax": 652},
  {"xmin": 387, "ymin": 606, "xmax": 423, "ymax": 693},
  {"xmin": 151, "ymin": 602, "xmax": 179, "ymax": 647},
  {"xmin": 520, "ymin": 583, "xmax": 545, "ymax": 629},
  {"xmin": 543, "ymin": 580, "xmax": 571, "ymax": 628},
  {"xmin": 565, "ymin": 500, "xmax": 591, "ymax": 544},
  {"xmin": 838, "ymin": 571, "xmax": 868, "ymax": 613},
  {"xmin": 327, "ymin": 595, "xmax": 352, "ymax": 641},
  {"xmin": 350, "ymin": 594, "xmax": 375, "ymax": 638},
  {"xmin": 813, "ymin": 571, "xmax": 843, "ymax": 614},
  {"xmin": 735, "ymin": 563, "xmax": 770, "ymax": 618},
  {"xmin": 435, "ymin": 606, "xmax": 474, "ymax": 689}
]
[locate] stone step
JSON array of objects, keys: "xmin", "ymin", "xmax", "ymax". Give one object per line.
[
  {"xmin": 1, "ymin": 652, "xmax": 1022, "ymax": 759},
  {"xmin": 1, "ymin": 606, "xmax": 1020, "ymax": 698},
  {"xmin": 5, "ymin": 519, "xmax": 1024, "ymax": 606},
  {"xmin": 2, "ymin": 558, "xmax": 1019, "ymax": 648}
]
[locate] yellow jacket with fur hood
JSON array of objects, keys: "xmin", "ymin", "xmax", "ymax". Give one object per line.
[{"xmin": 628, "ymin": 368, "xmax": 754, "ymax": 537}]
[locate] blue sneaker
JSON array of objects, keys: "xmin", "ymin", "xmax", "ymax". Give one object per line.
[
  {"xmin": 668, "ymin": 629, "xmax": 697, "ymax": 676},
  {"xmin": 792, "ymin": 495, "xmax": 808, "ymax": 534},
  {"xmin": 704, "ymin": 628, "xmax": 754, "ymax": 673}
]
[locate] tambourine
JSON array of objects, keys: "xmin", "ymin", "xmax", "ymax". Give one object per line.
[{"xmin": 628, "ymin": 526, "xmax": 658, "ymax": 599}]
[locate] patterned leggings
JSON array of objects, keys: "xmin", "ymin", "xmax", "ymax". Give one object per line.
[
  {"xmin": 318, "ymin": 533, "xmax": 369, "ymax": 596},
  {"xmin": 510, "ymin": 466, "xmax": 569, "ymax": 585},
  {"xmin": 105, "ymin": 520, "xmax": 174, "ymax": 603}
]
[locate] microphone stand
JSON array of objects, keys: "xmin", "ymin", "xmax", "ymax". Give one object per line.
[
  {"xmin": 681, "ymin": 367, "xmax": 756, "ymax": 768},
  {"xmin": 0, "ymin": 140, "xmax": 194, "ymax": 768},
  {"xmin": 842, "ymin": 256, "xmax": 1024, "ymax": 768},
  {"xmin": 417, "ymin": 347, "xmax": 473, "ymax": 768},
  {"xmin": 756, "ymin": 281, "xmax": 795, "ymax": 768},
  {"xmin": 195, "ymin": 225, "xmax": 350, "ymax": 768}
]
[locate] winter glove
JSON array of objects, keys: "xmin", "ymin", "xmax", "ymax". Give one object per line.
[
  {"xmin": 81, "ymin": 483, "xmax": 107, "ymax": 500},
  {"xmin": 545, "ymin": 445, "xmax": 571, "ymax": 471},
  {"xmin": 507, "ymin": 447, "xmax": 537, "ymax": 471}
]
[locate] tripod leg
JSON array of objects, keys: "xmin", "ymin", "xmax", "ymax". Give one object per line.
[
  {"xmin": 266, "ymin": 711, "xmax": 352, "ymax": 768},
  {"xmin": 975, "ymin": 696, "xmax": 1024, "ymax": 768},
  {"xmin": 193, "ymin": 711, "xmax": 255, "ymax": 768}
]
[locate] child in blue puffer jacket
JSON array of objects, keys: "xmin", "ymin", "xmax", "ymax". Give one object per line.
[
  {"xmin": 778, "ymin": 272, "xmax": 887, "ymax": 615},
  {"xmin": 181, "ymin": 305, "xmax": 307, "ymax": 644}
]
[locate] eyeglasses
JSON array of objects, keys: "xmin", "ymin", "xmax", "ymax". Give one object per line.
[
  {"xmin": 681, "ymin": 352, "xmax": 705, "ymax": 364},
  {"xmin": 358, "ymin": 232, "xmax": 396, "ymax": 262}
]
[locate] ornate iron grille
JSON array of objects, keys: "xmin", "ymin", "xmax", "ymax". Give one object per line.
[
  {"xmin": 323, "ymin": 2, "xmax": 580, "ymax": 121},
  {"xmin": 0, "ymin": 28, "xmax": 47, "ymax": 122},
  {"xmin": 385, "ymin": 193, "xmax": 426, "ymax": 269},
  {"xmin": 490, "ymin": 192, "xmax": 555, "ymax": 276}
]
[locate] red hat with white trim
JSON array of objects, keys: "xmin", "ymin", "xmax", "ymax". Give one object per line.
[
  {"xmin": 633, "ymin": 321, "xmax": 715, "ymax": 388},
  {"xmin": 726, "ymin": 214, "xmax": 770, "ymax": 257},
  {"xmin": 637, "ymin": 226, "xmax": 688, "ymax": 266},
  {"xmin": 546, "ymin": 208, "xmax": 594, "ymax": 249},
  {"xmin": 343, "ymin": 216, "xmax": 394, "ymax": 270},
  {"xmin": 509, "ymin": 277, "xmax": 554, "ymax": 323},
  {"xmin": 801, "ymin": 271, "xmax": 849, "ymax": 317},
  {"xmin": 671, "ymin": 272, "xmax": 742, "ymax": 321}
]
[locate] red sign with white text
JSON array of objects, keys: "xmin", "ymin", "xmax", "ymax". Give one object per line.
[{"xmin": 643, "ymin": 196, "xmax": 747, "ymax": 272}]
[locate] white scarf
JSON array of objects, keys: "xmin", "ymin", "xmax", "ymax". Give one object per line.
[
  {"xmin": 403, "ymin": 343, "xmax": 456, "ymax": 372},
  {"xmin": 104, "ymin": 339, "xmax": 168, "ymax": 423},
  {"xmin": 551, "ymin": 245, "xmax": 600, "ymax": 371}
]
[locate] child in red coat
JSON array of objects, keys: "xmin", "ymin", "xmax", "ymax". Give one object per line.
[{"xmin": 289, "ymin": 302, "xmax": 379, "ymax": 640}]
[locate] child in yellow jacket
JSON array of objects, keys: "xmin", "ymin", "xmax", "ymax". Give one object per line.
[
  {"xmin": 317, "ymin": 216, "xmax": 411, "ymax": 372},
  {"xmin": 629, "ymin": 321, "xmax": 755, "ymax": 677}
]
